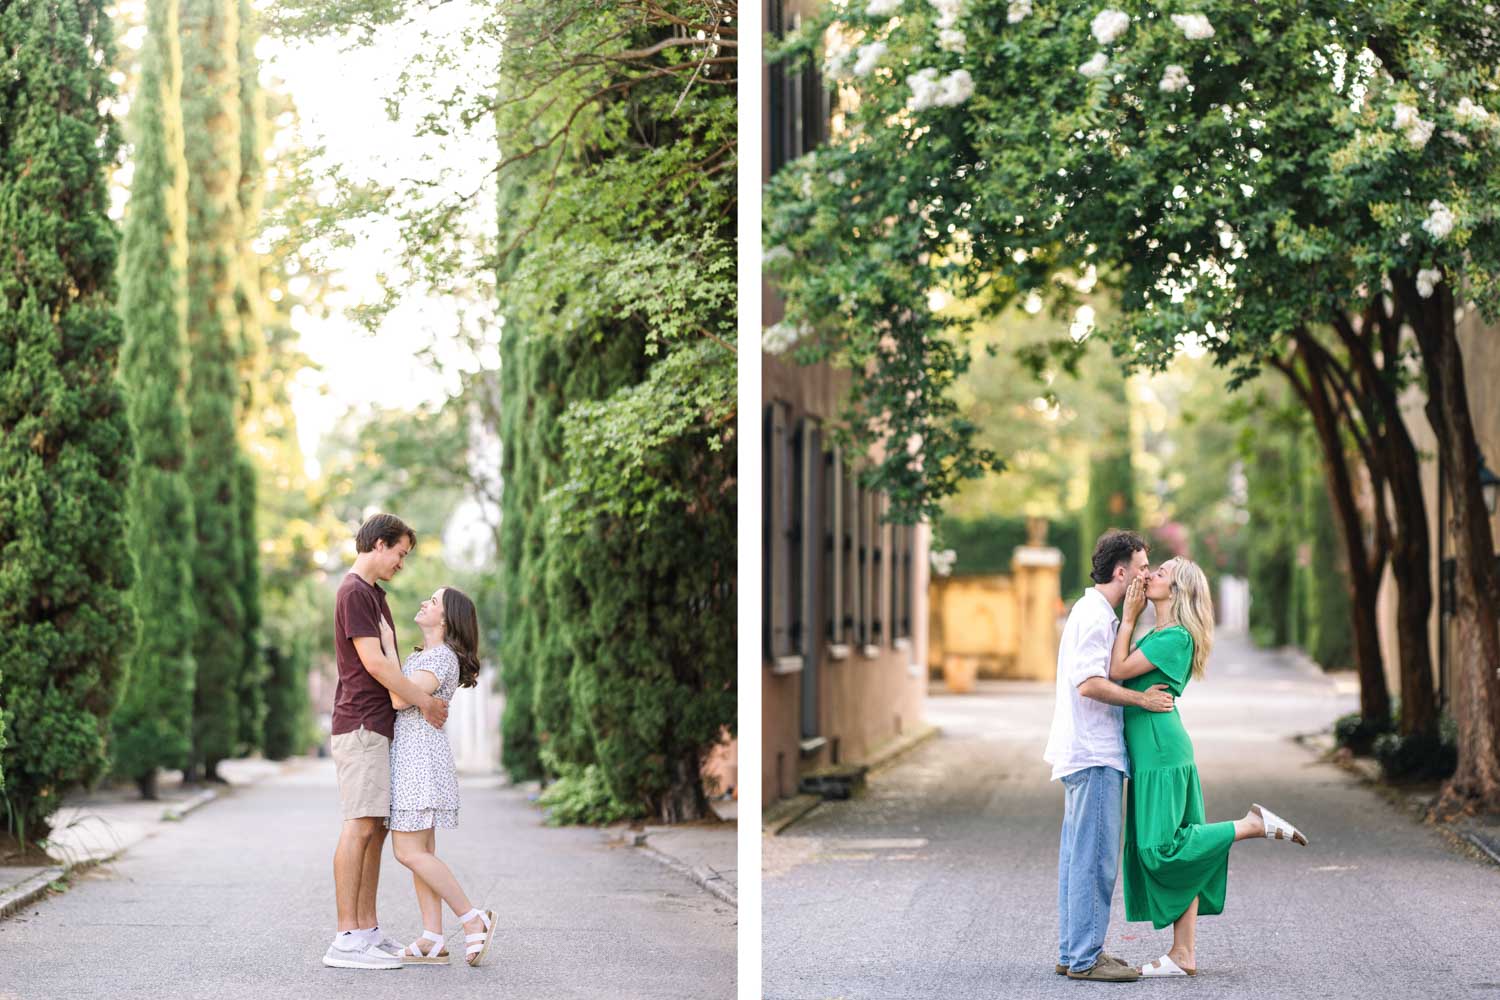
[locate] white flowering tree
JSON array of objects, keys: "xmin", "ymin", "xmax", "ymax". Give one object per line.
[{"xmin": 766, "ymin": 0, "xmax": 1500, "ymax": 807}]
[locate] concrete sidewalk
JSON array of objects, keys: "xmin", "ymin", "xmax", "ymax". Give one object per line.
[
  {"xmin": 614, "ymin": 798, "xmax": 738, "ymax": 905},
  {"xmin": 0, "ymin": 758, "xmax": 286, "ymax": 922}
]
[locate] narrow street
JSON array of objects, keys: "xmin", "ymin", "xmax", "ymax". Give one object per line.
[
  {"xmin": 0, "ymin": 762, "xmax": 735, "ymax": 1000},
  {"xmin": 763, "ymin": 634, "xmax": 1500, "ymax": 1000}
]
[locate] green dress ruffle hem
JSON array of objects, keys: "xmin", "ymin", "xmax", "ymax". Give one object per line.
[{"xmin": 1120, "ymin": 625, "xmax": 1235, "ymax": 930}]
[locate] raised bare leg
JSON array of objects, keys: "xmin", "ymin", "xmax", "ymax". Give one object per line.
[{"xmin": 1232, "ymin": 806, "xmax": 1267, "ymax": 841}]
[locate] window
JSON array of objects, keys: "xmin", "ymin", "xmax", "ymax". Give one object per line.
[
  {"xmin": 764, "ymin": 401, "xmax": 793, "ymax": 662},
  {"xmin": 823, "ymin": 443, "xmax": 846, "ymax": 650},
  {"xmin": 892, "ymin": 524, "xmax": 913, "ymax": 645},
  {"xmin": 768, "ymin": 0, "xmax": 830, "ymax": 174},
  {"xmin": 792, "ymin": 418, "xmax": 821, "ymax": 658},
  {"xmin": 869, "ymin": 491, "xmax": 884, "ymax": 649},
  {"xmin": 852, "ymin": 478, "xmax": 868, "ymax": 649}
]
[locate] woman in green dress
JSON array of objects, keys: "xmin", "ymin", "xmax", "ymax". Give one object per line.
[{"xmin": 1108, "ymin": 557, "xmax": 1309, "ymax": 978}]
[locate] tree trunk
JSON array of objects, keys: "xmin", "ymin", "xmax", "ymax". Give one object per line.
[
  {"xmin": 136, "ymin": 770, "xmax": 160, "ymax": 802},
  {"xmin": 657, "ymin": 754, "xmax": 708, "ymax": 824},
  {"xmin": 1275, "ymin": 342, "xmax": 1391, "ymax": 724},
  {"xmin": 1317, "ymin": 316, "xmax": 1440, "ymax": 737},
  {"xmin": 1400, "ymin": 278, "xmax": 1500, "ymax": 809}
]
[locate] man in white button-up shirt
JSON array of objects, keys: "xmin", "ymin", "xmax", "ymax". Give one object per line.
[{"xmin": 1044, "ymin": 530, "xmax": 1175, "ymax": 982}]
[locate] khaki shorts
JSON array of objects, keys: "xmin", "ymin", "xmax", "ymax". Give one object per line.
[{"xmin": 331, "ymin": 726, "xmax": 391, "ymax": 820}]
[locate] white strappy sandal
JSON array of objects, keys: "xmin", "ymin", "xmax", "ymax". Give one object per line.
[
  {"xmin": 1253, "ymin": 803, "xmax": 1310, "ymax": 846},
  {"xmin": 398, "ymin": 930, "xmax": 450, "ymax": 964},
  {"xmin": 458, "ymin": 907, "xmax": 497, "ymax": 967},
  {"xmin": 1141, "ymin": 954, "xmax": 1196, "ymax": 977}
]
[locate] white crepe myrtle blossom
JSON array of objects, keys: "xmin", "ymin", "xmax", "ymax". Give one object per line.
[
  {"xmin": 1160, "ymin": 64, "xmax": 1189, "ymax": 92},
  {"xmin": 907, "ymin": 67, "xmax": 974, "ymax": 110},
  {"xmin": 762, "ymin": 319, "xmax": 810, "ymax": 354},
  {"xmin": 1171, "ymin": 13, "xmax": 1214, "ymax": 39},
  {"xmin": 939, "ymin": 28, "xmax": 967, "ymax": 53},
  {"xmin": 930, "ymin": 549, "xmax": 958, "ymax": 577},
  {"xmin": 1393, "ymin": 102, "xmax": 1435, "ymax": 148},
  {"xmin": 1079, "ymin": 52, "xmax": 1110, "ymax": 78},
  {"xmin": 867, "ymin": 0, "xmax": 903, "ymax": 15},
  {"xmin": 763, "ymin": 245, "xmax": 794, "ymax": 266},
  {"xmin": 1008, "ymin": 0, "xmax": 1032, "ymax": 23},
  {"xmin": 852, "ymin": 41, "xmax": 887, "ymax": 77},
  {"xmin": 1422, "ymin": 200, "xmax": 1455, "ymax": 241},
  {"xmin": 1091, "ymin": 9, "xmax": 1130, "ymax": 44},
  {"xmin": 1416, "ymin": 268, "xmax": 1443, "ymax": 298},
  {"xmin": 1454, "ymin": 97, "xmax": 1490, "ymax": 126},
  {"xmin": 930, "ymin": 0, "xmax": 964, "ymax": 29}
]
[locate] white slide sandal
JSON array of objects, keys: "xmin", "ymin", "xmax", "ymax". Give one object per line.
[
  {"xmin": 1253, "ymin": 803, "xmax": 1309, "ymax": 845},
  {"xmin": 458, "ymin": 907, "xmax": 497, "ymax": 967},
  {"xmin": 1141, "ymin": 954, "xmax": 1196, "ymax": 977},
  {"xmin": 399, "ymin": 930, "xmax": 450, "ymax": 964}
]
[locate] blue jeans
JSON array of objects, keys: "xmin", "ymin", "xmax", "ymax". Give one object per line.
[{"xmin": 1057, "ymin": 765, "xmax": 1124, "ymax": 972}]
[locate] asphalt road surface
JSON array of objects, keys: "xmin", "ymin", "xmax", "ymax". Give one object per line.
[
  {"xmin": 0, "ymin": 763, "xmax": 735, "ymax": 1000},
  {"xmin": 764, "ymin": 634, "xmax": 1500, "ymax": 1000}
]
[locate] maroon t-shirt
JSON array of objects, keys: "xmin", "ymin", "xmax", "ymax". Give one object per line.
[{"xmin": 331, "ymin": 572, "xmax": 398, "ymax": 740}]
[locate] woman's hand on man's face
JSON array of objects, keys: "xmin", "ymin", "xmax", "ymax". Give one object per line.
[{"xmin": 1123, "ymin": 576, "xmax": 1147, "ymax": 619}]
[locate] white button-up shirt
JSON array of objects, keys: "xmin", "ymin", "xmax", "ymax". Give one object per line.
[{"xmin": 1043, "ymin": 587, "xmax": 1129, "ymax": 781}]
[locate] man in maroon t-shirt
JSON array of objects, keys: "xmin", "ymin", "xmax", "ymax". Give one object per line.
[{"xmin": 323, "ymin": 513, "xmax": 450, "ymax": 971}]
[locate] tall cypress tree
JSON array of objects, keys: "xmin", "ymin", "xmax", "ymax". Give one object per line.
[
  {"xmin": 181, "ymin": 0, "xmax": 246, "ymax": 780},
  {"xmin": 112, "ymin": 0, "xmax": 198, "ymax": 800},
  {"xmin": 0, "ymin": 0, "xmax": 136, "ymax": 840},
  {"xmin": 232, "ymin": 0, "xmax": 267, "ymax": 755}
]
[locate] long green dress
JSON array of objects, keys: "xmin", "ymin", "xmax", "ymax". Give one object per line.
[{"xmin": 1120, "ymin": 625, "xmax": 1235, "ymax": 929}]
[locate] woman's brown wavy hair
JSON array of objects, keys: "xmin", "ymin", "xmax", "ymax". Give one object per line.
[{"xmin": 415, "ymin": 587, "xmax": 481, "ymax": 688}]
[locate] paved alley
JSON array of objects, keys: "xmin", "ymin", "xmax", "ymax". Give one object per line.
[
  {"xmin": 763, "ymin": 635, "xmax": 1500, "ymax": 999},
  {"xmin": 0, "ymin": 762, "xmax": 735, "ymax": 1000}
]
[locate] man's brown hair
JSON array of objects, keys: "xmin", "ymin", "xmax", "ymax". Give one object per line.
[
  {"xmin": 355, "ymin": 513, "xmax": 416, "ymax": 554},
  {"xmin": 1090, "ymin": 529, "xmax": 1147, "ymax": 585}
]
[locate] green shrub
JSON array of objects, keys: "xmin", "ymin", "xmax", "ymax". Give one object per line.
[
  {"xmin": 537, "ymin": 764, "xmax": 644, "ymax": 827},
  {"xmin": 1333, "ymin": 711, "xmax": 1394, "ymax": 756},
  {"xmin": 1374, "ymin": 715, "xmax": 1457, "ymax": 781},
  {"xmin": 936, "ymin": 514, "xmax": 1083, "ymax": 597}
]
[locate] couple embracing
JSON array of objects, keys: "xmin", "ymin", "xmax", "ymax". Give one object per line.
[
  {"xmin": 321, "ymin": 513, "xmax": 497, "ymax": 971},
  {"xmin": 1045, "ymin": 530, "xmax": 1310, "ymax": 982}
]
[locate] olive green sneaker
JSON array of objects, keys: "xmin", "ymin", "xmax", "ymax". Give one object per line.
[{"xmin": 1066, "ymin": 958, "xmax": 1141, "ymax": 982}]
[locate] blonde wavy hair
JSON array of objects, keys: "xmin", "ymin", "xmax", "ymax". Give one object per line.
[{"xmin": 1165, "ymin": 557, "xmax": 1214, "ymax": 679}]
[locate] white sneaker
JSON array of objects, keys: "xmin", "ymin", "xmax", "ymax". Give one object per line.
[
  {"xmin": 322, "ymin": 937, "xmax": 403, "ymax": 970},
  {"xmin": 369, "ymin": 932, "xmax": 405, "ymax": 959}
]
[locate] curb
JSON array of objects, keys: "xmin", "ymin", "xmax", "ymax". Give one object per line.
[
  {"xmin": 762, "ymin": 725, "xmax": 943, "ymax": 837},
  {"xmin": 865, "ymin": 723, "xmax": 941, "ymax": 775},
  {"xmin": 0, "ymin": 867, "xmax": 68, "ymax": 923},
  {"xmin": 161, "ymin": 787, "xmax": 220, "ymax": 822},
  {"xmin": 1293, "ymin": 730, "xmax": 1500, "ymax": 870},
  {"xmin": 763, "ymin": 794, "xmax": 821, "ymax": 836},
  {"xmin": 608, "ymin": 829, "xmax": 738, "ymax": 907}
]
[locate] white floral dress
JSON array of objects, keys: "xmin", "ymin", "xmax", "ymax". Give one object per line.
[{"xmin": 387, "ymin": 645, "xmax": 462, "ymax": 832}]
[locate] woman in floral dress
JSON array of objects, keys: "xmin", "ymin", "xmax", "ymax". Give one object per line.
[{"xmin": 374, "ymin": 586, "xmax": 496, "ymax": 967}]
